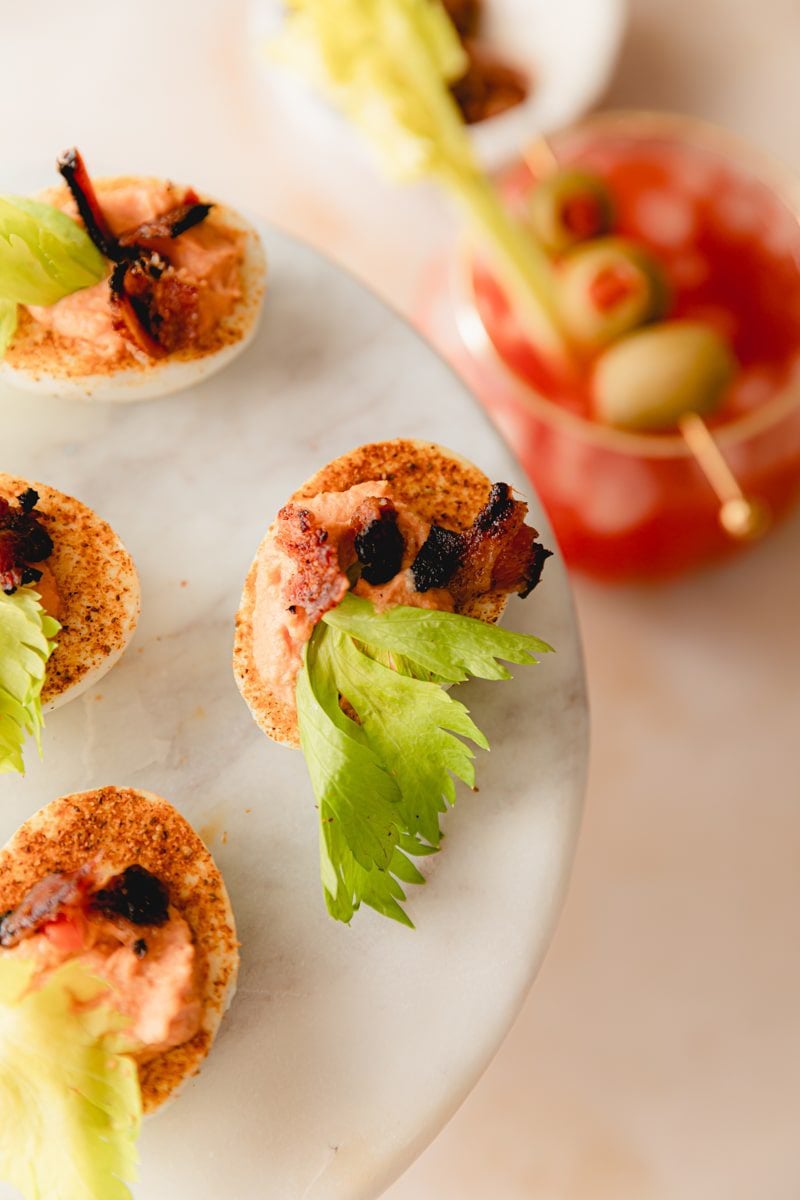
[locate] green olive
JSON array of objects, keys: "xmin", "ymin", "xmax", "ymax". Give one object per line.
[
  {"xmin": 525, "ymin": 169, "xmax": 615, "ymax": 254},
  {"xmin": 558, "ymin": 237, "xmax": 669, "ymax": 350},
  {"xmin": 593, "ymin": 320, "xmax": 736, "ymax": 431}
]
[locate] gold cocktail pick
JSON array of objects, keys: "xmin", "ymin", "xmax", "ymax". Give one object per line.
[{"xmin": 677, "ymin": 413, "xmax": 770, "ymax": 539}]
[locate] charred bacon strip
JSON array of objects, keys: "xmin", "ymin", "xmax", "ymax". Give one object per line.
[
  {"xmin": 0, "ymin": 862, "xmax": 171, "ymax": 949},
  {"xmin": 118, "ymin": 202, "xmax": 213, "ymax": 246},
  {"xmin": 411, "ymin": 482, "xmax": 550, "ymax": 601},
  {"xmin": 127, "ymin": 262, "xmax": 200, "ymax": 352},
  {"xmin": 522, "ymin": 542, "xmax": 553, "ymax": 597},
  {"xmin": 57, "ymin": 147, "xmax": 126, "ymax": 262},
  {"xmin": 0, "ymin": 865, "xmax": 93, "ymax": 948},
  {"xmin": 450, "ymin": 483, "xmax": 546, "ymax": 603},
  {"xmin": 109, "ymin": 259, "xmax": 168, "ymax": 358},
  {"xmin": 0, "ymin": 490, "xmax": 54, "ymax": 594},
  {"xmin": 276, "ymin": 504, "xmax": 350, "ymax": 624},
  {"xmin": 110, "ymin": 256, "xmax": 200, "ymax": 356},
  {"xmin": 472, "ymin": 482, "xmax": 516, "ymax": 532},
  {"xmin": 57, "ymin": 147, "xmax": 212, "ymax": 358},
  {"xmin": 16, "ymin": 489, "xmax": 37, "ymax": 515},
  {"xmin": 111, "ymin": 289, "xmax": 168, "ymax": 358},
  {"xmin": 410, "ymin": 524, "xmax": 464, "ymax": 592},
  {"xmin": 352, "ymin": 497, "xmax": 405, "ymax": 585},
  {"xmin": 486, "ymin": 518, "xmax": 552, "ymax": 598},
  {"xmin": 91, "ymin": 865, "xmax": 169, "ymax": 927}
]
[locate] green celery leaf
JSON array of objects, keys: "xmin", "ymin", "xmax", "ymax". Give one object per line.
[
  {"xmin": 0, "ymin": 957, "xmax": 141, "ymax": 1200},
  {"xmin": 298, "ymin": 624, "xmax": 415, "ymax": 921},
  {"xmin": 0, "ymin": 587, "xmax": 60, "ymax": 775},
  {"xmin": 329, "ymin": 625, "xmax": 486, "ymax": 847},
  {"xmin": 297, "ymin": 593, "xmax": 552, "ymax": 925},
  {"xmin": 319, "ymin": 810, "xmax": 423, "ymax": 927},
  {"xmin": 323, "ymin": 593, "xmax": 552, "ymax": 682},
  {"xmin": 0, "ymin": 299, "xmax": 17, "ymax": 357},
  {"xmin": 0, "ymin": 195, "xmax": 106, "ymax": 308}
]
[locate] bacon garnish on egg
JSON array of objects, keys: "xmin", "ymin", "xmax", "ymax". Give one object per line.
[
  {"xmin": 57, "ymin": 147, "xmax": 212, "ymax": 358},
  {"xmin": 412, "ymin": 483, "xmax": 551, "ymax": 601},
  {"xmin": 0, "ymin": 489, "xmax": 54, "ymax": 594},
  {"xmin": 275, "ymin": 504, "xmax": 350, "ymax": 624},
  {"xmin": 351, "ymin": 496, "xmax": 405, "ymax": 585},
  {"xmin": 274, "ymin": 483, "xmax": 550, "ymax": 629}
]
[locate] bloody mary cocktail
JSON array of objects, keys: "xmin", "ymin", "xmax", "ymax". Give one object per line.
[{"xmin": 455, "ymin": 112, "xmax": 800, "ymax": 580}]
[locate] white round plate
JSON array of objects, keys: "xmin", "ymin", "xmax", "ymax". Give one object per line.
[
  {"xmin": 0, "ymin": 230, "xmax": 587, "ymax": 1200},
  {"xmin": 248, "ymin": 0, "xmax": 628, "ymax": 172}
]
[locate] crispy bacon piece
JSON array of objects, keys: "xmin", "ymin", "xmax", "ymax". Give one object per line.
[
  {"xmin": 118, "ymin": 202, "xmax": 213, "ymax": 247},
  {"xmin": 134, "ymin": 265, "xmax": 200, "ymax": 352},
  {"xmin": 91, "ymin": 865, "xmax": 169, "ymax": 927},
  {"xmin": 352, "ymin": 497, "xmax": 405, "ymax": 585},
  {"xmin": 275, "ymin": 504, "xmax": 349, "ymax": 624},
  {"xmin": 0, "ymin": 864, "xmax": 94, "ymax": 948},
  {"xmin": 450, "ymin": 483, "xmax": 536, "ymax": 602},
  {"xmin": 57, "ymin": 147, "xmax": 124, "ymax": 262},
  {"xmin": 57, "ymin": 147, "xmax": 211, "ymax": 357},
  {"xmin": 0, "ymin": 862, "xmax": 170, "ymax": 950},
  {"xmin": 409, "ymin": 524, "xmax": 463, "ymax": 592},
  {"xmin": 111, "ymin": 255, "xmax": 200, "ymax": 355},
  {"xmin": 111, "ymin": 283, "xmax": 169, "ymax": 358},
  {"xmin": 58, "ymin": 148, "xmax": 212, "ymax": 260},
  {"xmin": 0, "ymin": 489, "xmax": 54, "ymax": 594},
  {"xmin": 411, "ymin": 483, "xmax": 551, "ymax": 601}
]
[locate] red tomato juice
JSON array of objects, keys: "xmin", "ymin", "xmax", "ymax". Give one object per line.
[{"xmin": 464, "ymin": 116, "xmax": 800, "ymax": 579}]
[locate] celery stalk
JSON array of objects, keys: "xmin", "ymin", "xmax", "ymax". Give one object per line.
[
  {"xmin": 275, "ymin": 0, "xmax": 568, "ymax": 362},
  {"xmin": 444, "ymin": 166, "xmax": 566, "ymax": 359}
]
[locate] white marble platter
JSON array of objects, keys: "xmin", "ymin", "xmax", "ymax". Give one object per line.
[{"xmin": 0, "ymin": 230, "xmax": 587, "ymax": 1200}]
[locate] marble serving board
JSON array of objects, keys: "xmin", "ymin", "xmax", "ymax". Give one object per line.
[{"xmin": 0, "ymin": 230, "xmax": 587, "ymax": 1200}]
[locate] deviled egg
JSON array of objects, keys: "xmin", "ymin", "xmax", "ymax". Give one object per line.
[
  {"xmin": 1, "ymin": 149, "xmax": 266, "ymax": 401},
  {"xmin": 0, "ymin": 476, "xmax": 139, "ymax": 773}
]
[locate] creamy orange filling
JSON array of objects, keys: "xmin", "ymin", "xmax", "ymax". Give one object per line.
[
  {"xmin": 26, "ymin": 179, "xmax": 244, "ymax": 356},
  {"xmin": 31, "ymin": 562, "xmax": 62, "ymax": 621},
  {"xmin": 3, "ymin": 905, "xmax": 202, "ymax": 1058},
  {"xmin": 252, "ymin": 481, "xmax": 453, "ymax": 710}
]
